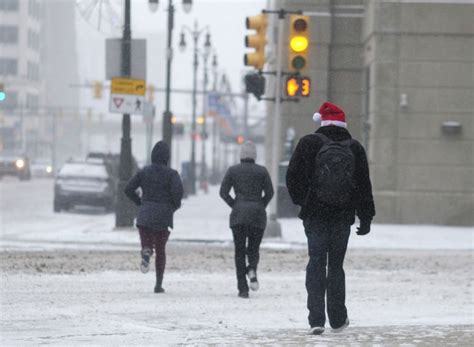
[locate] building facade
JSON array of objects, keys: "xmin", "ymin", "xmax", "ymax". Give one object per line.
[{"xmin": 265, "ymin": 0, "xmax": 473, "ymax": 225}]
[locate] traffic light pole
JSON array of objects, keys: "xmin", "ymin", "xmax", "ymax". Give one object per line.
[
  {"xmin": 265, "ymin": 10, "xmax": 286, "ymax": 238},
  {"xmin": 115, "ymin": 0, "xmax": 134, "ymax": 228}
]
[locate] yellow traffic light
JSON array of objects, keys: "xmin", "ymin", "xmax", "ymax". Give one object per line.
[
  {"xmin": 197, "ymin": 116, "xmax": 205, "ymax": 125},
  {"xmin": 93, "ymin": 81, "xmax": 103, "ymax": 99},
  {"xmin": 171, "ymin": 115, "xmax": 177, "ymax": 124},
  {"xmin": 288, "ymin": 15, "xmax": 310, "ymax": 72},
  {"xmin": 286, "ymin": 77, "xmax": 299, "ymax": 97},
  {"xmin": 244, "ymin": 14, "xmax": 268, "ymax": 70}
]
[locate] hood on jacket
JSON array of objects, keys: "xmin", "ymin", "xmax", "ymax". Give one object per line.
[
  {"xmin": 316, "ymin": 125, "xmax": 352, "ymax": 142},
  {"xmin": 151, "ymin": 141, "xmax": 170, "ymax": 165}
]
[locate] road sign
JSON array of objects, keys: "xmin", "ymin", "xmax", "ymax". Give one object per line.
[
  {"xmin": 109, "ymin": 93, "xmax": 145, "ymax": 115},
  {"xmin": 111, "ymin": 78, "xmax": 146, "ymax": 96},
  {"xmin": 106, "ymin": 39, "xmax": 147, "ymax": 80}
]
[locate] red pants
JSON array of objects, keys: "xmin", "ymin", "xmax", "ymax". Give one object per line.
[{"xmin": 138, "ymin": 226, "xmax": 170, "ymax": 281}]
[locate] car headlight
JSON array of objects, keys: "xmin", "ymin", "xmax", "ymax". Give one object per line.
[
  {"xmin": 16, "ymin": 159, "xmax": 25, "ymax": 169},
  {"xmin": 46, "ymin": 166, "xmax": 52, "ymax": 174}
]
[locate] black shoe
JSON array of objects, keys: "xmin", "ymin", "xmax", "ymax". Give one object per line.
[
  {"xmin": 331, "ymin": 318, "xmax": 349, "ymax": 333},
  {"xmin": 154, "ymin": 285, "xmax": 165, "ymax": 293},
  {"xmin": 140, "ymin": 249, "xmax": 152, "ymax": 274},
  {"xmin": 238, "ymin": 291, "xmax": 249, "ymax": 298},
  {"xmin": 247, "ymin": 269, "xmax": 259, "ymax": 291}
]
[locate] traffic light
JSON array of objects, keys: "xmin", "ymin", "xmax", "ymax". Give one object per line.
[
  {"xmin": 93, "ymin": 81, "xmax": 103, "ymax": 99},
  {"xmin": 244, "ymin": 14, "xmax": 268, "ymax": 70},
  {"xmin": 288, "ymin": 15, "xmax": 310, "ymax": 72},
  {"xmin": 245, "ymin": 73, "xmax": 265, "ymax": 100},
  {"xmin": 286, "ymin": 76, "xmax": 311, "ymax": 97},
  {"xmin": 236, "ymin": 135, "xmax": 245, "ymax": 145},
  {"xmin": 0, "ymin": 83, "xmax": 5, "ymax": 102}
]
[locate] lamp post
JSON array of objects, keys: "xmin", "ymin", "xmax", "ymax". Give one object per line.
[
  {"xmin": 115, "ymin": 0, "xmax": 133, "ymax": 228},
  {"xmin": 179, "ymin": 21, "xmax": 211, "ymax": 195},
  {"xmin": 149, "ymin": 0, "xmax": 193, "ymax": 157},
  {"xmin": 210, "ymin": 53, "xmax": 219, "ymax": 183}
]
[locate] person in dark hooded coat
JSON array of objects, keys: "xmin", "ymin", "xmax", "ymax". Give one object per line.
[
  {"xmin": 220, "ymin": 141, "xmax": 274, "ymax": 298},
  {"xmin": 125, "ymin": 141, "xmax": 183, "ymax": 293}
]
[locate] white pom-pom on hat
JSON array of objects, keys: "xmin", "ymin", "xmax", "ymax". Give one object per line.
[{"xmin": 313, "ymin": 112, "xmax": 321, "ymax": 122}]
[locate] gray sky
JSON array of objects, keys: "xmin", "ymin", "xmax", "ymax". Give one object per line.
[{"xmin": 76, "ymin": 0, "xmax": 267, "ymax": 120}]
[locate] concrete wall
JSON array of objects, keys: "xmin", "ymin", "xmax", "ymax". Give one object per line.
[{"xmin": 363, "ymin": 1, "xmax": 474, "ymax": 225}]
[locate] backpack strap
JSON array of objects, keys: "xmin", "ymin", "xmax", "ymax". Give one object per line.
[{"xmin": 314, "ymin": 133, "xmax": 331, "ymax": 144}]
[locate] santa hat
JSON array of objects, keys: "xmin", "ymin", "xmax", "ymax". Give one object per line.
[{"xmin": 312, "ymin": 101, "xmax": 347, "ymax": 128}]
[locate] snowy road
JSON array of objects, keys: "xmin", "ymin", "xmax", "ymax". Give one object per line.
[
  {"xmin": 1, "ymin": 178, "xmax": 473, "ymax": 345},
  {"xmin": 1, "ymin": 179, "xmax": 472, "ymax": 250}
]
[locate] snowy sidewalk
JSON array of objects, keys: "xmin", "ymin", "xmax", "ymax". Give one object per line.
[
  {"xmin": 1, "ymin": 270, "xmax": 472, "ymax": 345},
  {"xmin": 1, "ymin": 179, "xmax": 473, "ymax": 251}
]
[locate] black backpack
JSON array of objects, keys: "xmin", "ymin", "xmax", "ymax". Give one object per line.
[{"xmin": 312, "ymin": 133, "xmax": 355, "ymax": 207}]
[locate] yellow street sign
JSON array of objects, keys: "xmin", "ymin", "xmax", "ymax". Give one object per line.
[{"xmin": 111, "ymin": 78, "xmax": 146, "ymax": 96}]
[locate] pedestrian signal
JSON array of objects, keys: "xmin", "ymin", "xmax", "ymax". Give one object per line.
[
  {"xmin": 285, "ymin": 76, "xmax": 311, "ymax": 97},
  {"xmin": 288, "ymin": 15, "xmax": 310, "ymax": 72},
  {"xmin": 245, "ymin": 73, "xmax": 265, "ymax": 100},
  {"xmin": 244, "ymin": 14, "xmax": 268, "ymax": 70}
]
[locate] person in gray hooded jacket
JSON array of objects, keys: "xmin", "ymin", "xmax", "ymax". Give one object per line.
[{"xmin": 220, "ymin": 141, "xmax": 274, "ymax": 298}]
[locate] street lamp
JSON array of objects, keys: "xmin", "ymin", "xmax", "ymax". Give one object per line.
[
  {"xmin": 149, "ymin": 0, "xmax": 193, "ymax": 161},
  {"xmin": 148, "ymin": 0, "xmax": 158, "ymax": 12},
  {"xmin": 180, "ymin": 21, "xmax": 211, "ymax": 195}
]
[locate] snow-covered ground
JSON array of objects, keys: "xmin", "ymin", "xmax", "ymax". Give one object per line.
[
  {"xmin": 1, "ymin": 179, "xmax": 472, "ymax": 251},
  {"xmin": 1, "ymin": 178, "xmax": 473, "ymax": 345}
]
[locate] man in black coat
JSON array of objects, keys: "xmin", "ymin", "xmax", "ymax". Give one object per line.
[
  {"xmin": 286, "ymin": 101, "xmax": 375, "ymax": 335},
  {"xmin": 125, "ymin": 141, "xmax": 183, "ymax": 293},
  {"xmin": 220, "ymin": 141, "xmax": 274, "ymax": 298}
]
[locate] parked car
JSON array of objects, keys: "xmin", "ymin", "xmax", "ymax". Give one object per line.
[
  {"xmin": 0, "ymin": 151, "xmax": 31, "ymax": 181},
  {"xmin": 54, "ymin": 159, "xmax": 116, "ymax": 212},
  {"xmin": 30, "ymin": 158, "xmax": 53, "ymax": 178}
]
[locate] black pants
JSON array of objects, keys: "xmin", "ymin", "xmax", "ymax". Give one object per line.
[
  {"xmin": 304, "ymin": 219, "xmax": 350, "ymax": 328},
  {"xmin": 231, "ymin": 225, "xmax": 264, "ymax": 293}
]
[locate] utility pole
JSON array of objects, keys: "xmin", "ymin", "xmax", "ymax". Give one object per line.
[
  {"xmin": 179, "ymin": 21, "xmax": 211, "ymax": 195},
  {"xmin": 162, "ymin": 0, "xmax": 174, "ymax": 153},
  {"xmin": 200, "ymin": 51, "xmax": 209, "ymax": 193},
  {"xmin": 115, "ymin": 0, "xmax": 134, "ymax": 228},
  {"xmin": 265, "ymin": 9, "xmax": 285, "ymax": 238}
]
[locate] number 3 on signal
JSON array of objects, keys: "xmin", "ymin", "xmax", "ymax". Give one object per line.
[{"xmin": 301, "ymin": 78, "xmax": 311, "ymax": 97}]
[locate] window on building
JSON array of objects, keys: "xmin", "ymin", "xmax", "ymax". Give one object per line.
[
  {"xmin": 0, "ymin": 0, "xmax": 19, "ymax": 11},
  {"xmin": 0, "ymin": 58, "xmax": 18, "ymax": 76},
  {"xmin": 0, "ymin": 26, "xmax": 19, "ymax": 44}
]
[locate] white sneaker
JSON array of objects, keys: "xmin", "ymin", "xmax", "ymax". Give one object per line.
[
  {"xmin": 308, "ymin": 326, "xmax": 325, "ymax": 335},
  {"xmin": 247, "ymin": 269, "xmax": 259, "ymax": 291},
  {"xmin": 140, "ymin": 249, "xmax": 152, "ymax": 274},
  {"xmin": 331, "ymin": 318, "xmax": 349, "ymax": 333}
]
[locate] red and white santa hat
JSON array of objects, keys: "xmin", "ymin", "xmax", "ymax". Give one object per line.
[{"xmin": 312, "ymin": 101, "xmax": 347, "ymax": 128}]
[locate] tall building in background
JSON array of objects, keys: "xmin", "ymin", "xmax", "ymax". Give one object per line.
[
  {"xmin": 0, "ymin": 0, "xmax": 80, "ymax": 165},
  {"xmin": 41, "ymin": 0, "xmax": 80, "ymax": 109},
  {"xmin": 0, "ymin": 0, "xmax": 41, "ymax": 110},
  {"xmin": 265, "ymin": 0, "xmax": 473, "ymax": 225}
]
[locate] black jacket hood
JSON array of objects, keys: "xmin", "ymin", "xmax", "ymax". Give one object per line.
[
  {"xmin": 151, "ymin": 141, "xmax": 170, "ymax": 165},
  {"xmin": 316, "ymin": 125, "xmax": 352, "ymax": 142}
]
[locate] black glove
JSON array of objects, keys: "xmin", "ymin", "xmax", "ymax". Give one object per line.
[{"xmin": 356, "ymin": 219, "xmax": 371, "ymax": 236}]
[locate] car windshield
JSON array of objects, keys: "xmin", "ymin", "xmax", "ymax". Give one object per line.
[{"xmin": 58, "ymin": 163, "xmax": 108, "ymax": 179}]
